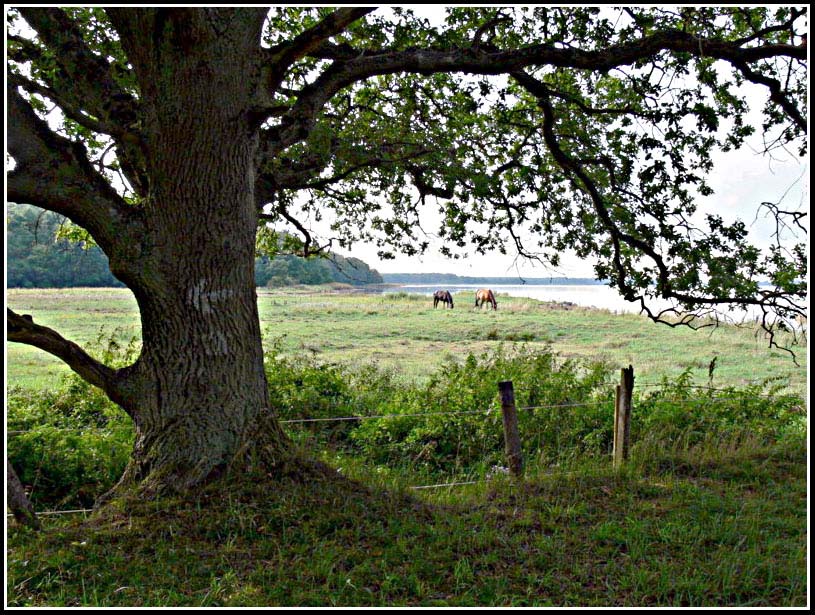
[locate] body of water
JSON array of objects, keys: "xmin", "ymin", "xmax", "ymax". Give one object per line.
[{"xmin": 385, "ymin": 283, "xmax": 767, "ymax": 323}]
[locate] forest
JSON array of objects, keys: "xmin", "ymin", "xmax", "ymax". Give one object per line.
[
  {"xmin": 7, "ymin": 203, "xmax": 124, "ymax": 288},
  {"xmin": 8, "ymin": 203, "xmax": 383, "ymax": 288}
]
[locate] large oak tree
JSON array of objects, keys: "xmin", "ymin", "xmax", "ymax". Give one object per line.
[{"xmin": 6, "ymin": 7, "xmax": 807, "ymax": 497}]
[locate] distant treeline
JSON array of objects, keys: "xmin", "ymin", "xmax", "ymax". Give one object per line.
[
  {"xmin": 7, "ymin": 203, "xmax": 383, "ymax": 288},
  {"xmin": 255, "ymin": 253, "xmax": 382, "ymax": 287},
  {"xmin": 382, "ymin": 273, "xmax": 606, "ymax": 285},
  {"xmin": 7, "ymin": 203, "xmax": 125, "ymax": 288}
]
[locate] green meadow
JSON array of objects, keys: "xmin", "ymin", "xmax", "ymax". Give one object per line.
[
  {"xmin": 5, "ymin": 286, "xmax": 808, "ymax": 607},
  {"xmin": 7, "ymin": 445, "xmax": 808, "ymax": 607},
  {"xmin": 6, "ymin": 286, "xmax": 807, "ymax": 395}
]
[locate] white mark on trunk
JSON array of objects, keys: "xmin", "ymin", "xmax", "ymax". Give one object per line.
[{"xmin": 187, "ymin": 280, "xmax": 234, "ymax": 315}]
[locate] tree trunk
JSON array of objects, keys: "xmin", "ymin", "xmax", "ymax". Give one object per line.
[{"xmin": 107, "ymin": 13, "xmax": 288, "ymax": 496}]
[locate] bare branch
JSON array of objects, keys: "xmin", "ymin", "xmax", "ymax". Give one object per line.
[
  {"xmin": 8, "ymin": 308, "xmax": 119, "ymax": 398},
  {"xmin": 7, "ymin": 85, "xmax": 146, "ymax": 276},
  {"xmin": 17, "ymin": 8, "xmax": 141, "ymax": 138}
]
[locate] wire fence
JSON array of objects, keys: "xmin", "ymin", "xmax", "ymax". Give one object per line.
[
  {"xmin": 5, "ymin": 392, "xmax": 783, "ymax": 437},
  {"xmin": 6, "ymin": 508, "xmax": 94, "ymax": 518},
  {"xmin": 7, "ymin": 381, "xmax": 802, "ymax": 518}
]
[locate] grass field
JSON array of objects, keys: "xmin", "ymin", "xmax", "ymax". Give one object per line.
[
  {"xmin": 6, "ymin": 286, "xmax": 808, "ymax": 395},
  {"xmin": 5, "ymin": 286, "xmax": 809, "ymax": 607},
  {"xmin": 6, "ymin": 439, "xmax": 808, "ymax": 607}
]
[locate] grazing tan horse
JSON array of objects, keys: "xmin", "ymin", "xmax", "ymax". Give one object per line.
[
  {"xmin": 475, "ymin": 288, "xmax": 497, "ymax": 310},
  {"xmin": 433, "ymin": 290, "xmax": 454, "ymax": 309}
]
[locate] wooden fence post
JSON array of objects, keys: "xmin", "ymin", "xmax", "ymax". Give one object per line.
[
  {"xmin": 613, "ymin": 365, "xmax": 634, "ymax": 468},
  {"xmin": 498, "ymin": 380, "xmax": 523, "ymax": 477}
]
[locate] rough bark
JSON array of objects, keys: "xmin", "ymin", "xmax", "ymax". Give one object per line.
[{"xmin": 97, "ymin": 10, "xmax": 289, "ymax": 495}]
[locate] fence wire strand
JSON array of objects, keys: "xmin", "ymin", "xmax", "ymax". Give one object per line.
[
  {"xmin": 8, "ymin": 386, "xmax": 801, "ymax": 518},
  {"xmin": 6, "ymin": 508, "xmax": 93, "ymax": 518},
  {"xmin": 6, "ymin": 392, "xmax": 785, "ymax": 437},
  {"xmin": 410, "ymin": 480, "xmax": 483, "ymax": 490},
  {"xmin": 280, "ymin": 408, "xmax": 492, "ymax": 424}
]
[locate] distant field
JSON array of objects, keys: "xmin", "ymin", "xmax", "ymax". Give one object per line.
[{"xmin": 6, "ymin": 287, "xmax": 807, "ymax": 395}]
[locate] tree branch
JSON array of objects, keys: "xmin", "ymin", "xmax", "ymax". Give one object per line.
[
  {"xmin": 255, "ymin": 8, "xmax": 376, "ymax": 120},
  {"xmin": 7, "ymin": 308, "xmax": 119, "ymax": 397},
  {"xmin": 731, "ymin": 59, "xmax": 807, "ymax": 132},
  {"xmin": 8, "ymin": 72, "xmax": 135, "ymax": 143},
  {"xmin": 730, "ymin": 7, "xmax": 806, "ymax": 47},
  {"xmin": 257, "ymin": 126, "xmax": 435, "ymax": 200},
  {"xmin": 7, "ymin": 32, "xmax": 47, "ymax": 63},
  {"xmin": 472, "ymin": 14, "xmax": 512, "ymax": 49},
  {"xmin": 266, "ymin": 8, "xmax": 375, "ymax": 69},
  {"xmin": 512, "ymin": 68, "xmax": 806, "ymax": 355},
  {"xmin": 263, "ymin": 27, "xmax": 806, "ymax": 160},
  {"xmin": 7, "ymin": 85, "xmax": 147, "ymax": 279},
  {"xmin": 17, "ymin": 8, "xmax": 141, "ymax": 138},
  {"xmin": 13, "ymin": 9, "xmax": 150, "ymax": 196}
]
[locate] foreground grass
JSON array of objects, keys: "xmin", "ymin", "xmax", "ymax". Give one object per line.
[
  {"xmin": 7, "ymin": 436, "xmax": 807, "ymax": 607},
  {"xmin": 6, "ymin": 287, "xmax": 807, "ymax": 394}
]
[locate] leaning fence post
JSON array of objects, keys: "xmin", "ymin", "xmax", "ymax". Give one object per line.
[
  {"xmin": 498, "ymin": 380, "xmax": 523, "ymax": 477},
  {"xmin": 613, "ymin": 365, "xmax": 634, "ymax": 468}
]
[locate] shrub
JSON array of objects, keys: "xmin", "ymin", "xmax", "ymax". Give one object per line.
[
  {"xmin": 7, "ymin": 329, "xmax": 137, "ymax": 509},
  {"xmin": 264, "ymin": 338, "xmax": 408, "ymax": 443},
  {"xmin": 8, "ymin": 423, "xmax": 133, "ymax": 509},
  {"xmin": 8, "ymin": 332, "xmax": 805, "ymax": 510},
  {"xmin": 349, "ymin": 345, "xmax": 614, "ymax": 474},
  {"xmin": 632, "ymin": 368, "xmax": 806, "ymax": 450}
]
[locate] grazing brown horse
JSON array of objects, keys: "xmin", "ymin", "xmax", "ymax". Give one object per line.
[
  {"xmin": 475, "ymin": 288, "xmax": 497, "ymax": 310},
  {"xmin": 433, "ymin": 290, "xmax": 454, "ymax": 309}
]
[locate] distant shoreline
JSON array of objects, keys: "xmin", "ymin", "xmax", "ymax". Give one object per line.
[{"xmin": 381, "ymin": 273, "xmax": 606, "ymax": 286}]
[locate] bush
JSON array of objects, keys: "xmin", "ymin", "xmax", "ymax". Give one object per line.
[
  {"xmin": 264, "ymin": 338, "xmax": 408, "ymax": 443},
  {"xmin": 265, "ymin": 345, "xmax": 805, "ymax": 480},
  {"xmin": 264, "ymin": 341, "xmax": 615, "ymax": 473},
  {"xmin": 632, "ymin": 368, "xmax": 806, "ymax": 450},
  {"xmin": 8, "ymin": 424, "xmax": 133, "ymax": 509},
  {"xmin": 8, "ymin": 331, "xmax": 805, "ymax": 510},
  {"xmin": 7, "ymin": 378, "xmax": 134, "ymax": 509},
  {"xmin": 348, "ymin": 345, "xmax": 614, "ymax": 474},
  {"xmin": 7, "ymin": 329, "xmax": 138, "ymax": 509}
]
